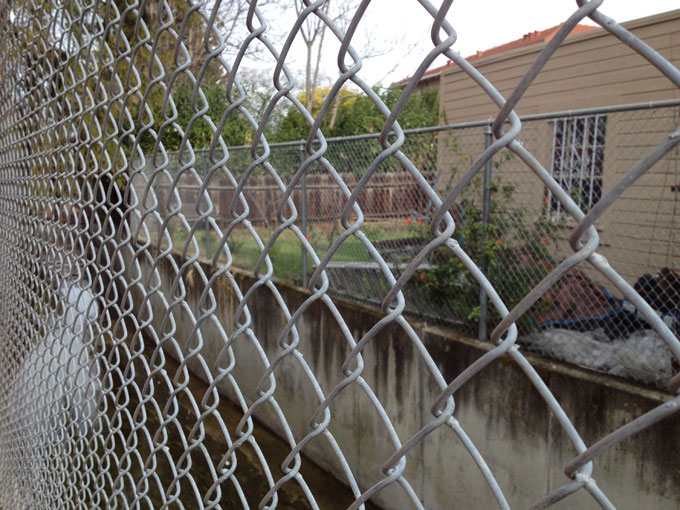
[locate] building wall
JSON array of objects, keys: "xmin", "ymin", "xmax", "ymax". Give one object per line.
[
  {"xmin": 393, "ymin": 73, "xmax": 440, "ymax": 94},
  {"xmin": 437, "ymin": 10, "xmax": 680, "ymax": 288},
  {"xmin": 594, "ymin": 106, "xmax": 679, "ymax": 289},
  {"xmin": 439, "ymin": 11, "xmax": 680, "ymax": 121}
]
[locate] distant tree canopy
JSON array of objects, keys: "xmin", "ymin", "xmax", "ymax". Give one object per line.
[
  {"xmin": 136, "ymin": 80, "xmax": 258, "ymax": 155},
  {"xmin": 108, "ymin": 0, "xmax": 441, "ymax": 153},
  {"xmin": 270, "ymin": 86, "xmax": 441, "ymax": 142},
  {"xmin": 145, "ymin": 83, "xmax": 441, "ymax": 153},
  {"xmin": 10, "ymin": 0, "xmax": 440, "ymax": 159}
]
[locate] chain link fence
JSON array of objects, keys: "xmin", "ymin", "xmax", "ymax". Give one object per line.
[
  {"xmin": 1, "ymin": 1, "xmax": 680, "ymax": 509},
  {"xmin": 159, "ymin": 102, "xmax": 679, "ymax": 386}
]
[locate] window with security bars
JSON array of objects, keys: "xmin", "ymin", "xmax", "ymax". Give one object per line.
[{"xmin": 548, "ymin": 114, "xmax": 607, "ymax": 214}]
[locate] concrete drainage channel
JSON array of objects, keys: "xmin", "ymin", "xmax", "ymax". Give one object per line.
[
  {"xmin": 133, "ymin": 251, "xmax": 680, "ymax": 510},
  {"xmin": 104, "ymin": 341, "xmax": 379, "ymax": 510}
]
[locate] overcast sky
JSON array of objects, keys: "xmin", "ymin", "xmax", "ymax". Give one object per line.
[{"xmin": 268, "ymin": 0, "xmax": 679, "ymax": 88}]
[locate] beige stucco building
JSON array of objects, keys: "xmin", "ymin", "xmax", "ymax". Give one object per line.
[{"xmin": 428, "ymin": 9, "xmax": 680, "ymax": 291}]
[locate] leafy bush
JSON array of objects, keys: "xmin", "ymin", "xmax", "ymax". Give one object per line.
[{"xmin": 413, "ymin": 156, "xmax": 561, "ymax": 336}]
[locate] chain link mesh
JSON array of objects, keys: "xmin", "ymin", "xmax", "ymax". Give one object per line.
[
  {"xmin": 165, "ymin": 106, "xmax": 679, "ymax": 386},
  {"xmin": 0, "ymin": 1, "xmax": 679, "ymax": 509}
]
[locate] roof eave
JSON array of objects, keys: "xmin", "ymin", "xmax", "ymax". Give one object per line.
[{"xmin": 440, "ymin": 8, "xmax": 680, "ymax": 77}]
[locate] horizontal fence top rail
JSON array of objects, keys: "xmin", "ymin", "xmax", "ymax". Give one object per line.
[{"xmin": 212, "ymin": 98, "xmax": 680, "ymax": 150}]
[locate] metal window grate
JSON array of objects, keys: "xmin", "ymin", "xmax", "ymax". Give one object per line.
[{"xmin": 549, "ymin": 114, "xmax": 607, "ymax": 214}]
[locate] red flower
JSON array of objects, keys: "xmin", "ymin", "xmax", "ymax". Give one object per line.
[
  {"xmin": 542, "ymin": 237, "xmax": 549, "ymax": 244},
  {"xmin": 417, "ymin": 216, "xmax": 424, "ymax": 223},
  {"xmin": 496, "ymin": 239, "xmax": 503, "ymax": 244},
  {"xmin": 406, "ymin": 218, "xmax": 411, "ymax": 224},
  {"xmin": 306, "ymin": 236, "xmax": 311, "ymax": 241},
  {"xmin": 419, "ymin": 273, "xmax": 427, "ymax": 282}
]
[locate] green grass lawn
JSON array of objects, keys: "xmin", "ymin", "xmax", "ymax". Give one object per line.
[{"xmin": 162, "ymin": 220, "xmax": 415, "ymax": 284}]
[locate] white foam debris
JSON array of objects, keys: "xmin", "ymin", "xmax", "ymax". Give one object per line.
[{"xmin": 522, "ymin": 328, "xmax": 674, "ymax": 386}]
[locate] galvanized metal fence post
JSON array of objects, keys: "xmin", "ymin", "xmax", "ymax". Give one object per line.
[
  {"xmin": 204, "ymin": 152, "xmax": 211, "ymax": 261},
  {"xmin": 300, "ymin": 143, "xmax": 308, "ymax": 287},
  {"xmin": 478, "ymin": 122, "xmax": 494, "ymax": 341}
]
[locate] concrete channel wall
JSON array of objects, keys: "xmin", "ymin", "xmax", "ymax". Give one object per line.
[{"xmin": 139, "ymin": 252, "xmax": 680, "ymax": 509}]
